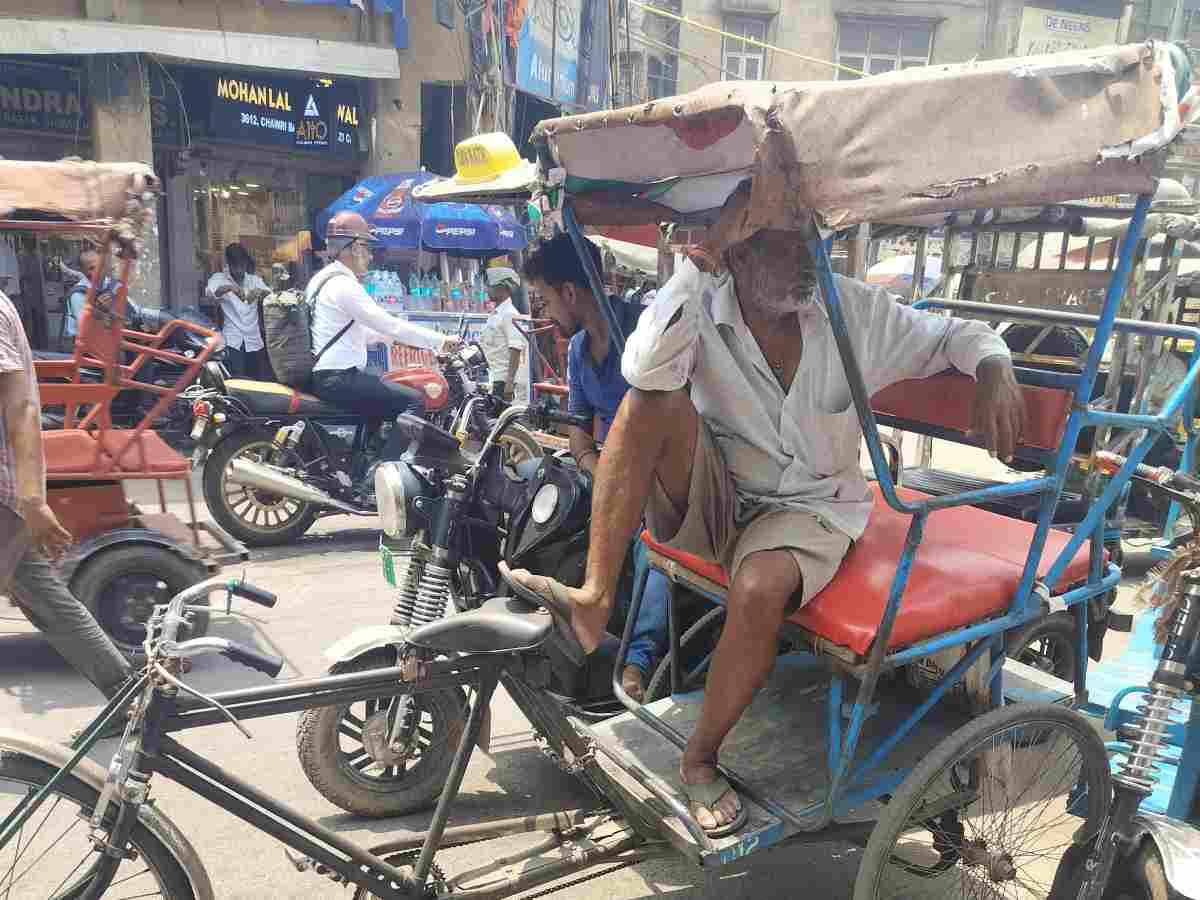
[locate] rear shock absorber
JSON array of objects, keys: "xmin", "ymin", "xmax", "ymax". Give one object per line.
[
  {"xmin": 1115, "ymin": 569, "xmax": 1200, "ymax": 791},
  {"xmin": 406, "ymin": 473, "xmax": 470, "ymax": 630},
  {"xmin": 388, "ymin": 546, "xmax": 426, "ymax": 629}
]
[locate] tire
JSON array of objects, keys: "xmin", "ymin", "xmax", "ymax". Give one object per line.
[
  {"xmin": 295, "ymin": 650, "xmax": 463, "ymax": 818},
  {"xmin": 0, "ymin": 750, "xmax": 198, "ymax": 898},
  {"xmin": 498, "ymin": 423, "xmax": 543, "ymax": 469},
  {"xmin": 203, "ymin": 427, "xmax": 319, "ymax": 547},
  {"xmin": 854, "ymin": 702, "xmax": 1112, "ymax": 900},
  {"xmin": 71, "ymin": 545, "xmax": 209, "ymax": 660},
  {"xmin": 1006, "ymin": 611, "xmax": 1078, "ymax": 683},
  {"xmin": 1106, "ymin": 841, "xmax": 1180, "ymax": 900}
]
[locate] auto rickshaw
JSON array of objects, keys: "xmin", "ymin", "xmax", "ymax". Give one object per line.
[{"xmin": 0, "ymin": 159, "xmax": 245, "ymax": 657}]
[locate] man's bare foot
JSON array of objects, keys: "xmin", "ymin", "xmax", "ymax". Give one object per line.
[
  {"xmin": 500, "ymin": 564, "xmax": 610, "ymax": 655},
  {"xmin": 621, "ymin": 665, "xmax": 646, "ymax": 703},
  {"xmin": 680, "ymin": 758, "xmax": 743, "ymax": 834}
]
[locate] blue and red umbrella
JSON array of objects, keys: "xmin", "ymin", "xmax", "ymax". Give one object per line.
[{"xmin": 316, "ymin": 173, "xmax": 527, "ymax": 254}]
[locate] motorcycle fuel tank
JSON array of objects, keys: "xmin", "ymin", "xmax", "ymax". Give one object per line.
[{"xmin": 382, "ymin": 366, "xmax": 451, "ymax": 411}]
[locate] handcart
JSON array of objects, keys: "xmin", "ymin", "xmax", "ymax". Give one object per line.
[
  {"xmin": 2, "ymin": 42, "xmax": 1198, "ymax": 900},
  {"xmin": 0, "ymin": 160, "xmax": 245, "ymax": 658}
]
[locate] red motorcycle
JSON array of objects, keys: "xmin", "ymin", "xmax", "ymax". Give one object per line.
[{"xmin": 185, "ymin": 342, "xmax": 542, "ymax": 547}]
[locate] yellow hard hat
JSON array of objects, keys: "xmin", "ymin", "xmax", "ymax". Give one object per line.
[{"xmin": 413, "ymin": 133, "xmax": 536, "ymax": 203}]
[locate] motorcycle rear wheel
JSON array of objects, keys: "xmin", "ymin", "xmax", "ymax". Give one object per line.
[{"xmin": 203, "ymin": 427, "xmax": 319, "ymax": 547}]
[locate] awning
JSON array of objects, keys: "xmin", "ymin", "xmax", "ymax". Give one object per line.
[{"xmin": 0, "ymin": 18, "xmax": 402, "ymax": 81}]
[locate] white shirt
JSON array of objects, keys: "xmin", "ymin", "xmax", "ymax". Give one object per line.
[
  {"xmin": 479, "ymin": 298, "xmax": 529, "ymax": 397},
  {"xmin": 206, "ymin": 270, "xmax": 270, "ymax": 352},
  {"xmin": 622, "ymin": 261, "xmax": 1011, "ymax": 539},
  {"xmin": 308, "ymin": 261, "xmax": 447, "ymax": 372}
]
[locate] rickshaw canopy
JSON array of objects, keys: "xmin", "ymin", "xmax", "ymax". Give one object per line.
[{"xmin": 528, "ymin": 42, "xmax": 1189, "ymax": 232}]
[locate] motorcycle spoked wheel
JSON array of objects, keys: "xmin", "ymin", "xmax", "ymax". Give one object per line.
[
  {"xmin": 295, "ymin": 650, "xmax": 463, "ymax": 818},
  {"xmin": 203, "ymin": 427, "xmax": 320, "ymax": 547}
]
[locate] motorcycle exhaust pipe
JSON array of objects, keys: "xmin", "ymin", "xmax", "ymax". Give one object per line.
[{"xmin": 227, "ymin": 459, "xmax": 370, "ymax": 516}]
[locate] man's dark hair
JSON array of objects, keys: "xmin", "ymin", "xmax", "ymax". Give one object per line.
[
  {"xmin": 224, "ymin": 243, "xmax": 253, "ymax": 269},
  {"xmin": 523, "ymin": 233, "xmax": 603, "ymax": 292}
]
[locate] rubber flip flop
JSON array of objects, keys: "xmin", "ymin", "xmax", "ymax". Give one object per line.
[
  {"xmin": 497, "ymin": 561, "xmax": 588, "ymax": 666},
  {"xmin": 681, "ymin": 773, "xmax": 749, "ymax": 838}
]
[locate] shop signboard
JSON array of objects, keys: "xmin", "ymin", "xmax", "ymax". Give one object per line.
[
  {"xmin": 1017, "ymin": 5, "xmax": 1119, "ymax": 55},
  {"xmin": 513, "ymin": 0, "xmax": 608, "ymax": 111},
  {"xmin": 0, "ymin": 59, "xmax": 86, "ymax": 136},
  {"xmin": 202, "ymin": 70, "xmax": 365, "ymax": 157}
]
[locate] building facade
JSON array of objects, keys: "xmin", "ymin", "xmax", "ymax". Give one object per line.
[{"xmin": 0, "ymin": 0, "xmax": 473, "ymax": 347}]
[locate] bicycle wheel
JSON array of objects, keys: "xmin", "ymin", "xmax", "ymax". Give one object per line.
[
  {"xmin": 855, "ymin": 702, "xmax": 1111, "ymax": 900},
  {"xmin": 0, "ymin": 751, "xmax": 197, "ymax": 898}
]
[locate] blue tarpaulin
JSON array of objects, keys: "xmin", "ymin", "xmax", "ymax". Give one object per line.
[{"xmin": 317, "ymin": 173, "xmax": 527, "ymax": 255}]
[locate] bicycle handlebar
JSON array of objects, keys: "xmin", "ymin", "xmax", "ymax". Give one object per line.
[
  {"xmin": 229, "ymin": 581, "xmax": 277, "ymax": 608},
  {"xmin": 163, "ymin": 636, "xmax": 285, "ymax": 678}
]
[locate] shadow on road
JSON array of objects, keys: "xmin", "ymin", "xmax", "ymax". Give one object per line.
[{"xmin": 314, "ymin": 740, "xmax": 597, "ymax": 837}]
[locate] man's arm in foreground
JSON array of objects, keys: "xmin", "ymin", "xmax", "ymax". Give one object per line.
[{"xmin": 0, "ymin": 370, "xmax": 71, "ymax": 556}]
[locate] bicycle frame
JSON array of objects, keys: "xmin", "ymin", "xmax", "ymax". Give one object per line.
[{"xmin": 0, "ymin": 636, "xmax": 663, "ymax": 899}]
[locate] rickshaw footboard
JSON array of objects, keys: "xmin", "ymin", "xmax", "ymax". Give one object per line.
[{"xmin": 583, "ymin": 654, "xmax": 973, "ymax": 868}]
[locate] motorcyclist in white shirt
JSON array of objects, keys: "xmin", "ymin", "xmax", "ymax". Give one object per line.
[{"xmin": 307, "ymin": 211, "xmax": 456, "ymax": 423}]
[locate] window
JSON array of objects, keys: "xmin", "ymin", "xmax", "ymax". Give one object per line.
[
  {"xmin": 617, "ymin": 51, "xmax": 645, "ymax": 105},
  {"xmin": 722, "ymin": 16, "xmax": 768, "ymax": 81},
  {"xmin": 1130, "ymin": 0, "xmax": 1200, "ymax": 43},
  {"xmin": 836, "ymin": 19, "xmax": 934, "ymax": 80},
  {"xmin": 647, "ymin": 55, "xmax": 678, "ymax": 99}
]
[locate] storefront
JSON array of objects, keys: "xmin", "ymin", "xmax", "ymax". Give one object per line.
[
  {"xmin": 0, "ymin": 57, "xmax": 96, "ymax": 350},
  {"xmin": 154, "ymin": 65, "xmax": 368, "ymax": 316}
]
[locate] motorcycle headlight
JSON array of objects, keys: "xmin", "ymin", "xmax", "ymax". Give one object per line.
[
  {"xmin": 531, "ymin": 483, "xmax": 559, "ymax": 525},
  {"xmin": 375, "ymin": 462, "xmax": 421, "ymax": 538}
]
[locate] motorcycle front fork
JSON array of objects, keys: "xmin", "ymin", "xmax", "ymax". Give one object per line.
[{"xmin": 1050, "ymin": 784, "xmax": 1148, "ymax": 900}]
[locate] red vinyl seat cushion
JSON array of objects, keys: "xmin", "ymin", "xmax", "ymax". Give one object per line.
[
  {"xmin": 98, "ymin": 431, "xmax": 189, "ymax": 476},
  {"xmin": 641, "ymin": 485, "xmax": 1097, "ymax": 656},
  {"xmin": 42, "ymin": 430, "xmax": 104, "ymax": 477},
  {"xmin": 870, "ymin": 373, "xmax": 1072, "ymax": 451}
]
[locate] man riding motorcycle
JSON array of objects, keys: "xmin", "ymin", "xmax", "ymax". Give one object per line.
[{"xmin": 308, "ymin": 211, "xmax": 456, "ymax": 424}]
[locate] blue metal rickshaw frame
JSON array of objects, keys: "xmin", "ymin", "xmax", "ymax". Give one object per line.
[{"xmin": 556, "ymin": 192, "xmax": 1200, "ymax": 835}]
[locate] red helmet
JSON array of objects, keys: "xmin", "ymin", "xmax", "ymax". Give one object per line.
[{"xmin": 326, "ymin": 210, "xmax": 375, "ymax": 246}]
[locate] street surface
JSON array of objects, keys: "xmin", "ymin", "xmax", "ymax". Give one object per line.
[{"xmin": 0, "ymin": 442, "xmax": 1143, "ymax": 898}]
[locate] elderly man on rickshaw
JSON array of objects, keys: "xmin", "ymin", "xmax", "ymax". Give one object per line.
[{"xmin": 506, "ymin": 180, "xmax": 1028, "ymax": 835}]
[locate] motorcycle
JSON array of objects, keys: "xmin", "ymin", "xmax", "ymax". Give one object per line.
[
  {"xmin": 185, "ymin": 343, "xmax": 543, "ymax": 547},
  {"xmin": 38, "ymin": 305, "xmax": 223, "ymax": 440},
  {"xmin": 294, "ymin": 400, "xmax": 641, "ymax": 817}
]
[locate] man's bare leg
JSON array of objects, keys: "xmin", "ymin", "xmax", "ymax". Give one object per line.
[
  {"xmin": 681, "ymin": 550, "xmax": 800, "ymax": 831},
  {"xmin": 506, "ymin": 387, "xmax": 696, "ymax": 653}
]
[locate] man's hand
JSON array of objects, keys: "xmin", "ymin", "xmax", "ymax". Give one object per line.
[
  {"xmin": 971, "ymin": 355, "xmax": 1025, "ymax": 463},
  {"xmin": 503, "ymin": 383, "xmax": 515, "ymax": 402},
  {"xmin": 18, "ymin": 499, "xmax": 72, "ymax": 560}
]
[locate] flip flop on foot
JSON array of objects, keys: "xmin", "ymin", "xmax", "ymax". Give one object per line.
[
  {"xmin": 681, "ymin": 772, "xmax": 747, "ymax": 838},
  {"xmin": 498, "ymin": 561, "xmax": 588, "ymax": 666}
]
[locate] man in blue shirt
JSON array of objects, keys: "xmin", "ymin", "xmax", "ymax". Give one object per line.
[
  {"xmin": 61, "ymin": 250, "xmax": 117, "ymax": 351},
  {"xmin": 523, "ymin": 233, "xmax": 667, "ymax": 702}
]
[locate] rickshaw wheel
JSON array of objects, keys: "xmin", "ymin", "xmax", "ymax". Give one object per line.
[
  {"xmin": 72, "ymin": 545, "xmax": 209, "ymax": 660},
  {"xmin": 855, "ymin": 702, "xmax": 1110, "ymax": 900},
  {"xmin": 1005, "ymin": 612, "xmax": 1078, "ymax": 682}
]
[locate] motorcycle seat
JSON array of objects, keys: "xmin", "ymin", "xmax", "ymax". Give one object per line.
[
  {"xmin": 225, "ymin": 379, "xmax": 342, "ymax": 416},
  {"xmin": 405, "ymin": 595, "xmax": 554, "ymax": 654}
]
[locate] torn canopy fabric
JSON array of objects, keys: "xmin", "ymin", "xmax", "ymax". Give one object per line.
[{"xmin": 532, "ymin": 42, "xmax": 1188, "ymax": 231}]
